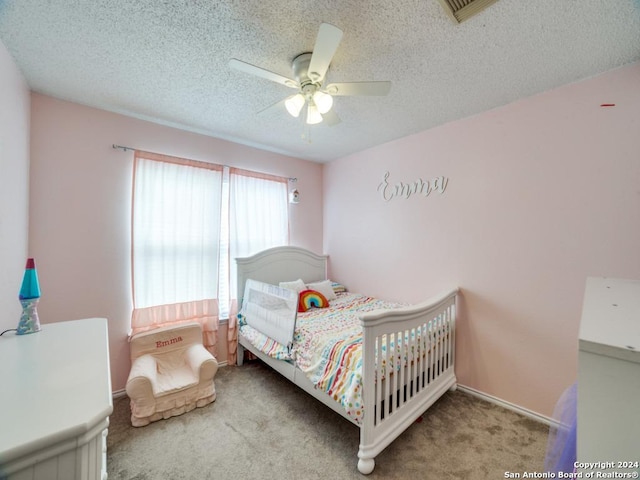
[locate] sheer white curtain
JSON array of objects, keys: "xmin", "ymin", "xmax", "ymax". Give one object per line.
[
  {"xmin": 226, "ymin": 167, "xmax": 289, "ymax": 364},
  {"xmin": 228, "ymin": 168, "xmax": 289, "ymax": 300},
  {"xmin": 131, "ymin": 151, "xmax": 223, "ymax": 354}
]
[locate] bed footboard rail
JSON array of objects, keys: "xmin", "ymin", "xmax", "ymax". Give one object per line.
[{"xmin": 357, "ymin": 287, "xmax": 458, "ymax": 474}]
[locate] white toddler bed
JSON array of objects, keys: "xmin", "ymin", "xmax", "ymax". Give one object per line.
[{"xmin": 235, "ymin": 246, "xmax": 458, "ymax": 474}]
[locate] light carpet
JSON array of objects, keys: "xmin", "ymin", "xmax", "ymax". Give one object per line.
[{"xmin": 107, "ymin": 360, "xmax": 550, "ymax": 479}]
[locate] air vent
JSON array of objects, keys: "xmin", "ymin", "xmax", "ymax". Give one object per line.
[{"xmin": 437, "ymin": 0, "xmax": 499, "ymax": 23}]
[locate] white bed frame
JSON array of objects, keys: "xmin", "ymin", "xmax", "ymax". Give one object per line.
[{"xmin": 236, "ymin": 246, "xmax": 458, "ymax": 474}]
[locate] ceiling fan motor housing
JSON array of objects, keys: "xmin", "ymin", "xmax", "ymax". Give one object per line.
[{"xmin": 292, "ymin": 52, "xmax": 317, "ymax": 88}]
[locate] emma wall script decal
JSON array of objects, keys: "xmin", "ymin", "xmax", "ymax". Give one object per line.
[{"xmin": 378, "ymin": 171, "xmax": 449, "ymax": 202}]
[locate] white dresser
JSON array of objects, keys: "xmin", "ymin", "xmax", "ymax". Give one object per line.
[
  {"xmin": 577, "ymin": 277, "xmax": 640, "ymax": 474},
  {"xmin": 0, "ymin": 318, "xmax": 112, "ymax": 480}
]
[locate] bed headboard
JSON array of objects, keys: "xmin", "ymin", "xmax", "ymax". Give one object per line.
[{"xmin": 236, "ymin": 246, "xmax": 328, "ymax": 306}]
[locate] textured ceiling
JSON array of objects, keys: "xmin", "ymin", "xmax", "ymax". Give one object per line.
[{"xmin": 0, "ymin": 0, "xmax": 639, "ymax": 163}]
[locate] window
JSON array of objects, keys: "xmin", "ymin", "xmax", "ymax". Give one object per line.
[
  {"xmin": 131, "ymin": 151, "xmax": 289, "ymax": 355},
  {"xmin": 132, "ymin": 155, "xmax": 223, "ymax": 309}
]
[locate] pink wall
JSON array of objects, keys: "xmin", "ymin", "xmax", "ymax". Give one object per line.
[
  {"xmin": 323, "ymin": 62, "xmax": 640, "ymax": 417},
  {"xmin": 0, "ymin": 41, "xmax": 30, "ymax": 332},
  {"xmin": 29, "ymin": 94, "xmax": 323, "ymax": 391}
]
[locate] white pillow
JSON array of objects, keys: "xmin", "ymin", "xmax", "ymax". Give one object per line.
[
  {"xmin": 279, "ymin": 278, "xmax": 306, "ymax": 293},
  {"xmin": 306, "ymin": 279, "xmax": 337, "ymax": 300}
]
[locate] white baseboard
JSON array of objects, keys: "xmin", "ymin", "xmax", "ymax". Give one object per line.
[
  {"xmin": 457, "ymin": 384, "xmax": 557, "ymax": 427},
  {"xmin": 111, "ymin": 361, "xmax": 229, "ymax": 400}
]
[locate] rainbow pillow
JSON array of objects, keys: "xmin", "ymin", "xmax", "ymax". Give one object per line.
[{"xmin": 298, "ymin": 289, "xmax": 329, "ymax": 313}]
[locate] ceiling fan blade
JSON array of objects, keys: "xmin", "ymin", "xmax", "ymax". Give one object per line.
[
  {"xmin": 321, "ymin": 109, "xmax": 341, "ymax": 127},
  {"xmin": 229, "ymin": 58, "xmax": 298, "ymax": 89},
  {"xmin": 308, "ymin": 23, "xmax": 343, "ymax": 83},
  {"xmin": 325, "ymin": 81, "xmax": 391, "ymax": 96}
]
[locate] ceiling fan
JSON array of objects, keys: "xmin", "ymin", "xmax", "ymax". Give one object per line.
[{"xmin": 229, "ymin": 23, "xmax": 391, "ymax": 126}]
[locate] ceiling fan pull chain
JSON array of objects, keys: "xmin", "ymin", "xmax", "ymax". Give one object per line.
[{"xmin": 301, "ymin": 125, "xmax": 312, "ymax": 144}]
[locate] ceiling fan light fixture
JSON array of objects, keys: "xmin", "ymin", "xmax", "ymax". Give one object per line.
[
  {"xmin": 312, "ymin": 91, "xmax": 333, "ymax": 114},
  {"xmin": 285, "ymin": 93, "xmax": 305, "ymax": 117},
  {"xmin": 306, "ymin": 104, "xmax": 323, "ymax": 125}
]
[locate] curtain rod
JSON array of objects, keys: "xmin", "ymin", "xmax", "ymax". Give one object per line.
[
  {"xmin": 112, "ymin": 144, "xmax": 135, "ymax": 152},
  {"xmin": 112, "ymin": 144, "xmax": 297, "ymax": 182}
]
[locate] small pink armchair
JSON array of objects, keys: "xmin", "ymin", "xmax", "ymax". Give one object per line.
[{"xmin": 126, "ymin": 322, "xmax": 218, "ymax": 427}]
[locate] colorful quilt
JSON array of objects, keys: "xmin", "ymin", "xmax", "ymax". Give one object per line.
[
  {"xmin": 240, "ymin": 292, "xmax": 445, "ymax": 424},
  {"xmin": 293, "ymin": 292, "xmax": 404, "ymax": 424}
]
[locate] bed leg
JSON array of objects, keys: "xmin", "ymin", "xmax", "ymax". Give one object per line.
[
  {"xmin": 357, "ymin": 457, "xmax": 375, "ymax": 475},
  {"xmin": 449, "ymin": 383, "xmax": 457, "ymax": 392},
  {"xmin": 237, "ymin": 344, "xmax": 245, "ymax": 366}
]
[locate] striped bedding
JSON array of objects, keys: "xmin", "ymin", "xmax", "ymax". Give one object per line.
[{"xmin": 239, "ymin": 292, "xmax": 441, "ymax": 424}]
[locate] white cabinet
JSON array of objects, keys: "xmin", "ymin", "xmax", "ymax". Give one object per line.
[
  {"xmin": 577, "ymin": 277, "xmax": 640, "ymax": 474},
  {"xmin": 0, "ymin": 318, "xmax": 112, "ymax": 479}
]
